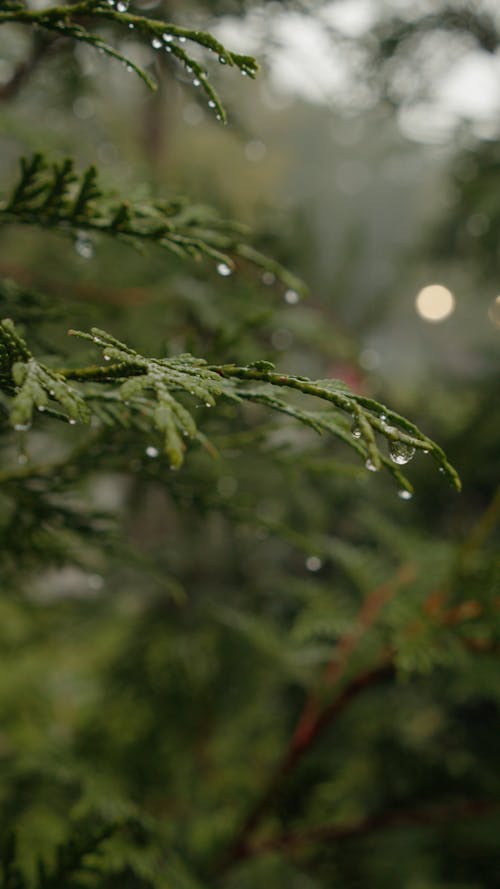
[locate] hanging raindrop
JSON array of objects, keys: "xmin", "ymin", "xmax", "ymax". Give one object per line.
[
  {"xmin": 351, "ymin": 421, "xmax": 362, "ymax": 439},
  {"xmin": 145, "ymin": 446, "xmax": 159, "ymax": 458},
  {"xmin": 306, "ymin": 556, "xmax": 322, "ymax": 572},
  {"xmin": 216, "ymin": 262, "xmax": 232, "ymax": 277},
  {"xmin": 398, "ymin": 489, "xmax": 413, "ymax": 500},
  {"xmin": 116, "ymin": 1, "xmax": 128, "ymax": 11},
  {"xmin": 284, "ymin": 289, "xmax": 300, "ymax": 304},
  {"xmin": 365, "ymin": 458, "xmax": 378, "ymax": 472},
  {"xmin": 151, "ymin": 38, "xmax": 162, "ymax": 49},
  {"xmin": 388, "ymin": 440, "xmax": 415, "ymax": 465},
  {"xmin": 74, "ymin": 233, "xmax": 94, "ymax": 259}
]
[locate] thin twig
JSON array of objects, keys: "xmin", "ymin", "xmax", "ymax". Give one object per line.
[{"xmin": 247, "ymin": 798, "xmax": 500, "ymax": 857}]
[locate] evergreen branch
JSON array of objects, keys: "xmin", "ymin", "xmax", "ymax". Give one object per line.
[
  {"xmin": 0, "ymin": 317, "xmax": 460, "ymax": 488},
  {"xmin": 214, "ymin": 363, "xmax": 461, "ymax": 490},
  {"xmin": 0, "ymin": 1, "xmax": 259, "ymax": 121},
  {"xmin": 0, "ymin": 156, "xmax": 304, "ymax": 289},
  {"xmin": 0, "ymin": 319, "xmax": 90, "ymax": 428},
  {"xmin": 59, "ymin": 327, "xmax": 459, "ymax": 485}
]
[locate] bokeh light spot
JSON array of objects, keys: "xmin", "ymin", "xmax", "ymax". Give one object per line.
[{"xmin": 415, "ymin": 284, "xmax": 455, "ymax": 322}]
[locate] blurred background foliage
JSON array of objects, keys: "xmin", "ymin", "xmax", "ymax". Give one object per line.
[{"xmin": 0, "ymin": 1, "xmax": 499, "ymax": 887}]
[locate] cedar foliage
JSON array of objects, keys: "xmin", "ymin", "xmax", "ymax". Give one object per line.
[{"xmin": 0, "ymin": 2, "xmax": 499, "ymax": 887}]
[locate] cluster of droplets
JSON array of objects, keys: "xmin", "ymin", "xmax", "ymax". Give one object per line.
[{"xmin": 106, "ymin": 0, "xmax": 129, "ymax": 10}]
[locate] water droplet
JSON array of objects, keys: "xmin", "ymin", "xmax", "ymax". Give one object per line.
[
  {"xmin": 219, "ymin": 56, "xmax": 227, "ymax": 64},
  {"xmin": 49, "ymin": 389, "xmax": 55, "ymax": 396},
  {"xmin": 74, "ymin": 233, "xmax": 94, "ymax": 259},
  {"xmin": 208, "ymin": 100, "xmax": 216, "ymax": 108},
  {"xmin": 380, "ymin": 413, "xmax": 387, "ymax": 423},
  {"xmin": 306, "ymin": 556, "xmax": 322, "ymax": 572},
  {"xmin": 215, "ymin": 114, "xmax": 222, "ymax": 121},
  {"xmin": 151, "ymin": 37, "xmax": 162, "ymax": 49},
  {"xmin": 351, "ymin": 421, "xmax": 362, "ymax": 439},
  {"xmin": 398, "ymin": 489, "xmax": 413, "ymax": 500},
  {"xmin": 262, "ymin": 271, "xmax": 275, "ymax": 286},
  {"xmin": 389, "ymin": 440, "xmax": 415, "ymax": 465},
  {"xmin": 68, "ymin": 418, "xmax": 77, "ymax": 425},
  {"xmin": 205, "ymin": 402, "xmax": 212, "ymax": 408},
  {"xmin": 14, "ymin": 423, "xmax": 30, "ymax": 431},
  {"xmin": 216, "ymin": 262, "xmax": 232, "ymax": 277},
  {"xmin": 241, "ymin": 70, "xmax": 247, "ymax": 76},
  {"xmin": 128, "ymin": 23, "xmax": 134, "ymax": 29},
  {"xmin": 116, "ymin": 1, "xmax": 128, "ymax": 11},
  {"xmin": 365, "ymin": 458, "xmax": 378, "ymax": 472},
  {"xmin": 193, "ymin": 78, "xmax": 201, "ymax": 86},
  {"xmin": 284, "ymin": 289, "xmax": 300, "ymax": 305},
  {"xmin": 163, "ymin": 33, "xmax": 173, "ymax": 42},
  {"xmin": 103, "ymin": 354, "xmax": 111, "ymax": 362},
  {"xmin": 37, "ymin": 405, "xmax": 46, "ymax": 412},
  {"xmin": 179, "ymin": 36, "xmax": 186, "ymax": 43},
  {"xmin": 165, "ymin": 46, "xmax": 172, "ymax": 53},
  {"xmin": 145, "ymin": 445, "xmax": 159, "ymax": 458},
  {"xmin": 423, "ymin": 449, "xmax": 430, "ymax": 454},
  {"xmin": 17, "ymin": 453, "xmax": 28, "ymax": 465}
]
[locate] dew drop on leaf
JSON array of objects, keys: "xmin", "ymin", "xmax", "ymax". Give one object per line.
[
  {"xmin": 365, "ymin": 458, "xmax": 378, "ymax": 472},
  {"xmin": 389, "ymin": 440, "xmax": 416, "ymax": 465},
  {"xmin": 217, "ymin": 262, "xmax": 232, "ymax": 277},
  {"xmin": 398, "ymin": 489, "xmax": 413, "ymax": 500},
  {"xmin": 351, "ymin": 421, "xmax": 362, "ymax": 439},
  {"xmin": 145, "ymin": 446, "xmax": 159, "ymax": 458},
  {"xmin": 284, "ymin": 289, "xmax": 300, "ymax": 305}
]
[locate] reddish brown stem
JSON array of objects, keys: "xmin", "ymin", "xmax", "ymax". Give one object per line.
[{"xmin": 248, "ymin": 798, "xmax": 500, "ymax": 857}]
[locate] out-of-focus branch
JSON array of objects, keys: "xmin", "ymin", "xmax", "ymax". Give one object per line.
[
  {"xmin": 248, "ymin": 798, "xmax": 500, "ymax": 857},
  {"xmin": 0, "ymin": 35, "xmax": 56, "ymax": 102}
]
